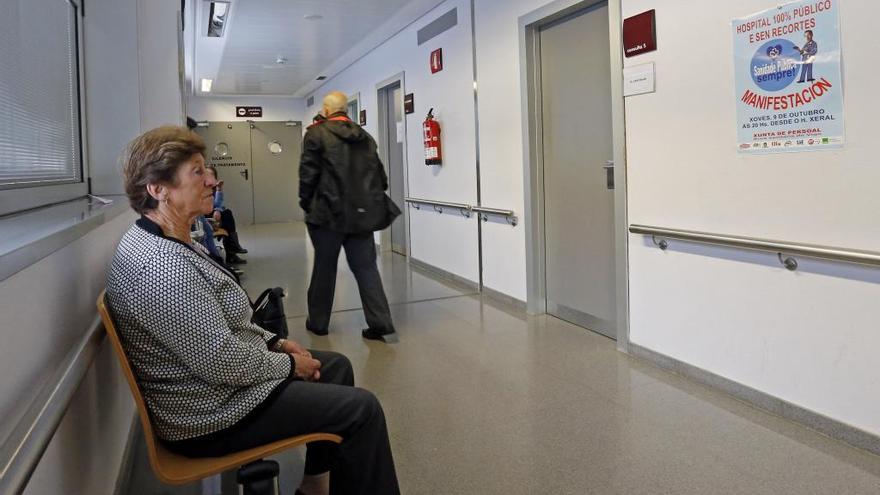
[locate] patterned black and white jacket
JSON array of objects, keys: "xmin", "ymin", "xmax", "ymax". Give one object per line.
[{"xmin": 106, "ymin": 217, "xmax": 293, "ymax": 441}]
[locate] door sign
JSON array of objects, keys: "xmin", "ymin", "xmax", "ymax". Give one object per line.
[
  {"xmin": 430, "ymin": 48, "xmax": 443, "ymax": 74},
  {"xmin": 622, "ymin": 10, "xmax": 656, "ymax": 57},
  {"xmin": 236, "ymin": 106, "xmax": 263, "ymax": 118}
]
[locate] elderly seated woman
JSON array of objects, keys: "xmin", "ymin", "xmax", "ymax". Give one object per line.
[{"xmin": 106, "ymin": 126, "xmax": 399, "ymax": 495}]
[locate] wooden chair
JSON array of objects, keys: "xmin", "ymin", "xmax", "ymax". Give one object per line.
[{"xmin": 97, "ymin": 290, "xmax": 341, "ymax": 492}]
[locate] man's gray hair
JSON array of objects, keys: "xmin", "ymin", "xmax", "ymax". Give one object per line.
[{"xmin": 322, "ymin": 91, "xmax": 348, "ymax": 115}]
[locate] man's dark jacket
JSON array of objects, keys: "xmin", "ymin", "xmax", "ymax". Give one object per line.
[{"xmin": 299, "ymin": 113, "xmax": 401, "ymax": 233}]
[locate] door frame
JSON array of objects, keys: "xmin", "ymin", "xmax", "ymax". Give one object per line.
[
  {"xmin": 347, "ymin": 92, "xmax": 361, "ymax": 120},
  {"xmin": 519, "ymin": 0, "xmax": 630, "ymax": 350},
  {"xmin": 375, "ymin": 72, "xmax": 411, "ymax": 256}
]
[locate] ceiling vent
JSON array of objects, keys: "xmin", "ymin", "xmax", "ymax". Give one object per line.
[
  {"xmin": 307, "ymin": 96, "xmax": 315, "ymax": 106},
  {"xmin": 417, "ymin": 8, "xmax": 457, "ymax": 45},
  {"xmin": 207, "ymin": 1, "xmax": 230, "ymax": 37}
]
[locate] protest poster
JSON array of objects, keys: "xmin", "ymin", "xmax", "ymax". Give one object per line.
[{"xmin": 733, "ymin": 0, "xmax": 843, "ymax": 153}]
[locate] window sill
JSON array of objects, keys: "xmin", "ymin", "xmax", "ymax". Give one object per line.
[{"xmin": 0, "ymin": 195, "xmax": 131, "ymax": 282}]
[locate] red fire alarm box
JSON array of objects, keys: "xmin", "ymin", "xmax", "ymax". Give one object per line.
[
  {"xmin": 622, "ymin": 10, "xmax": 656, "ymax": 57},
  {"xmin": 430, "ymin": 48, "xmax": 443, "ymax": 74}
]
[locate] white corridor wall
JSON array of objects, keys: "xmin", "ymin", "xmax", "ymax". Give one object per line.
[
  {"xmin": 623, "ymin": 0, "xmax": 880, "ymax": 436},
  {"xmin": 305, "ymin": 0, "xmax": 481, "ymax": 284},
  {"xmin": 2, "ymin": 0, "xmax": 185, "ymax": 493},
  {"xmin": 305, "ymin": 0, "xmax": 880, "ymax": 440},
  {"xmin": 89, "ymin": 0, "xmax": 185, "ymax": 195},
  {"xmin": 305, "ymin": 0, "xmax": 613, "ymax": 301}
]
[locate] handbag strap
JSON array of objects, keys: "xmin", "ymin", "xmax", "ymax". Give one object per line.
[
  {"xmin": 252, "ymin": 287, "xmax": 286, "ymax": 311},
  {"xmin": 252, "ymin": 288, "xmax": 274, "ymax": 311}
]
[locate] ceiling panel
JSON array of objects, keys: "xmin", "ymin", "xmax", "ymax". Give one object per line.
[{"xmin": 196, "ymin": 0, "xmax": 416, "ymax": 96}]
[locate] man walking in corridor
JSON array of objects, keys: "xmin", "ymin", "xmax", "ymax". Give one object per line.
[{"xmin": 299, "ymin": 91, "xmax": 401, "ymax": 343}]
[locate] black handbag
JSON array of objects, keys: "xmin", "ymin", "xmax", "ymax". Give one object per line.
[{"xmin": 251, "ymin": 287, "xmax": 289, "ymax": 339}]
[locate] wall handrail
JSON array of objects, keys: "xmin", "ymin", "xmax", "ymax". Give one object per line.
[
  {"xmin": 471, "ymin": 206, "xmax": 515, "ymax": 216},
  {"xmin": 0, "ymin": 316, "xmax": 105, "ymax": 495},
  {"xmin": 404, "ymin": 197, "xmax": 517, "ymax": 226},
  {"xmin": 404, "ymin": 197, "xmax": 471, "ymax": 211},
  {"xmin": 471, "ymin": 206, "xmax": 517, "ymax": 226},
  {"xmin": 630, "ymin": 224, "xmax": 880, "ymax": 267}
]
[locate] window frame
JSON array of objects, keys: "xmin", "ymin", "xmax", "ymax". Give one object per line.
[{"xmin": 0, "ymin": 0, "xmax": 90, "ymax": 217}]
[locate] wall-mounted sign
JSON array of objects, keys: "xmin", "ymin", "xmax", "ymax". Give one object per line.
[
  {"xmin": 733, "ymin": 0, "xmax": 844, "ymax": 154},
  {"xmin": 430, "ymin": 48, "xmax": 443, "ymax": 74},
  {"xmin": 623, "ymin": 62, "xmax": 655, "ymax": 97},
  {"xmin": 359, "ymin": 109, "xmax": 367, "ymax": 126},
  {"xmin": 622, "ymin": 10, "xmax": 656, "ymax": 57},
  {"xmin": 236, "ymin": 106, "xmax": 262, "ymax": 118},
  {"xmin": 404, "ymin": 93, "xmax": 415, "ymax": 114}
]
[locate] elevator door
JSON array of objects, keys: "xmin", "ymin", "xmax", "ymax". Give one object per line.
[
  {"xmin": 251, "ymin": 121, "xmax": 303, "ymax": 223},
  {"xmin": 540, "ymin": 3, "xmax": 616, "ymax": 339},
  {"xmin": 198, "ymin": 122, "xmax": 254, "ymax": 225}
]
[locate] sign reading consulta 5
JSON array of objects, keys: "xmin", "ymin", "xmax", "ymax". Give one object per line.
[{"xmin": 733, "ymin": 0, "xmax": 843, "ymax": 153}]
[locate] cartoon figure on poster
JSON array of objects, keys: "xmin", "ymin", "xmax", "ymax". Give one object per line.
[
  {"xmin": 732, "ymin": 0, "xmax": 844, "ymax": 154},
  {"xmin": 795, "ymin": 29, "xmax": 818, "ymax": 83}
]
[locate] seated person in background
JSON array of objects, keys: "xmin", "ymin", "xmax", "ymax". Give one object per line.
[
  {"xmin": 107, "ymin": 126, "xmax": 400, "ymax": 495},
  {"xmin": 191, "ymin": 215, "xmax": 243, "ymax": 277},
  {"xmin": 205, "ymin": 165, "xmax": 248, "ymax": 265}
]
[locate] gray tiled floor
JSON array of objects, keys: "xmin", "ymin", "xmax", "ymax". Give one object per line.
[
  {"xmin": 238, "ymin": 222, "xmax": 478, "ymax": 319},
  {"xmin": 125, "ymin": 222, "xmax": 880, "ymax": 494}
]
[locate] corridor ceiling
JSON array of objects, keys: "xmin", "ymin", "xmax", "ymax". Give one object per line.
[{"xmin": 185, "ymin": 0, "xmax": 446, "ymax": 97}]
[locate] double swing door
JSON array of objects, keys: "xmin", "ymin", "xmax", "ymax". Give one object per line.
[{"xmin": 196, "ymin": 121, "xmax": 303, "ymax": 224}]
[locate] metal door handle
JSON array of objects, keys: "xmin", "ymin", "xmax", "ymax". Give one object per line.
[
  {"xmin": 240, "ymin": 169, "xmax": 249, "ymax": 180},
  {"xmin": 603, "ymin": 160, "xmax": 614, "ymax": 190}
]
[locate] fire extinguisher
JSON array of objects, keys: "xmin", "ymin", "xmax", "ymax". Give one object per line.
[{"xmin": 423, "ymin": 108, "xmax": 442, "ymax": 165}]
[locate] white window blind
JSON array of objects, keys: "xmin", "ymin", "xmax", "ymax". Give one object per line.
[{"xmin": 0, "ymin": 0, "xmax": 81, "ymax": 188}]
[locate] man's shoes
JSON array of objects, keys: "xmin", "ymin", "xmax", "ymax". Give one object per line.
[
  {"xmin": 305, "ymin": 318, "xmax": 329, "ymax": 336},
  {"xmin": 226, "ymin": 253, "xmax": 247, "ymax": 264},
  {"xmin": 227, "ymin": 232, "xmax": 249, "ymax": 254},
  {"xmin": 362, "ymin": 327, "xmax": 399, "ymax": 343}
]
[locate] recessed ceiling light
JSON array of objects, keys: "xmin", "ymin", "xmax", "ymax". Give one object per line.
[
  {"xmin": 276, "ymin": 56, "xmax": 287, "ymax": 65},
  {"xmin": 303, "ymin": 14, "xmax": 323, "ymax": 20},
  {"xmin": 201, "ymin": 78, "xmax": 213, "ymax": 92}
]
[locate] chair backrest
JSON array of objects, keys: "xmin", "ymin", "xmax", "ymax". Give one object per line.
[{"xmin": 96, "ymin": 290, "xmax": 166, "ymax": 477}]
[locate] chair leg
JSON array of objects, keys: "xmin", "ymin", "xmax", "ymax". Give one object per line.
[{"xmin": 236, "ymin": 459, "xmax": 280, "ymax": 495}]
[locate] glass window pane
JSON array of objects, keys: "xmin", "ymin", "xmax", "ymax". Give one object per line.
[{"xmin": 0, "ymin": 0, "xmax": 81, "ymax": 188}]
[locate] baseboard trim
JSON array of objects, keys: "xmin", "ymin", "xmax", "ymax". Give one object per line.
[
  {"xmin": 408, "ymin": 257, "xmax": 480, "ymax": 292},
  {"xmin": 628, "ymin": 342, "xmax": 880, "ymax": 456},
  {"xmin": 112, "ymin": 414, "xmax": 140, "ymax": 495},
  {"xmin": 480, "ymin": 285, "xmax": 527, "ymax": 311}
]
